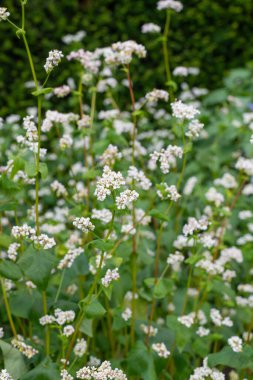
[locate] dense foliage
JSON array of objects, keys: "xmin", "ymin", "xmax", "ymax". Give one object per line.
[
  {"xmin": 1, "ymin": 1, "xmax": 253, "ymax": 380},
  {"xmin": 1, "ymin": 0, "xmax": 253, "ymax": 115}
]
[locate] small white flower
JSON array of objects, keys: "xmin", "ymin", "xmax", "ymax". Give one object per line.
[
  {"xmin": 152, "ymin": 342, "xmax": 170, "ymax": 358},
  {"xmin": 228, "ymin": 336, "xmax": 243, "ymax": 352},
  {"xmin": 171, "ymin": 100, "xmax": 200, "ymax": 120},
  {"xmin": 141, "ymin": 23, "xmax": 161, "ymax": 34},
  {"xmin": 121, "ymin": 307, "xmax": 132, "ymax": 321},
  {"xmin": 73, "ymin": 217, "xmax": 95, "ymax": 233},
  {"xmin": 101, "ymin": 268, "xmax": 120, "ymax": 287},
  {"xmin": 44, "ymin": 50, "xmax": 64, "ymax": 73},
  {"xmin": 63, "ymin": 325, "xmax": 75, "ymax": 337},
  {"xmin": 0, "ymin": 8, "xmax": 10, "ymax": 21},
  {"xmin": 157, "ymin": 0, "xmax": 183, "ymax": 12}
]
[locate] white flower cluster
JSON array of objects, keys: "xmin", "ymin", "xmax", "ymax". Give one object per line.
[
  {"xmin": 62, "ymin": 30, "xmax": 86, "ymax": 44},
  {"xmin": 60, "ymin": 134, "xmax": 73, "ymax": 149},
  {"xmin": 152, "ymin": 342, "xmax": 170, "ymax": 358},
  {"xmin": 7, "ymin": 242, "xmax": 20, "ymax": 261},
  {"xmin": 73, "ymin": 217, "xmax": 95, "ymax": 233},
  {"xmin": 44, "ymin": 50, "xmax": 64, "ymax": 73},
  {"xmin": 145, "ymin": 89, "xmax": 169, "ymax": 103},
  {"xmin": 94, "ymin": 166, "xmax": 125, "ymax": 201},
  {"xmin": 205, "ymin": 187, "xmax": 224, "ymax": 207},
  {"xmin": 101, "ymin": 268, "xmax": 120, "ymax": 287},
  {"xmin": 127, "ymin": 166, "xmax": 152, "ymax": 190},
  {"xmin": 63, "ymin": 325, "xmax": 75, "ymax": 337},
  {"xmin": 157, "ymin": 0, "xmax": 183, "ymax": 12},
  {"xmin": 121, "ymin": 307, "xmax": 132, "ymax": 321},
  {"xmin": 228, "ymin": 336, "xmax": 243, "ymax": 352},
  {"xmin": 77, "ymin": 115, "xmax": 91, "ymax": 128},
  {"xmin": 210, "ymin": 309, "xmax": 233, "ymax": 327},
  {"xmin": 76, "ymin": 361, "xmax": 127, "ymax": 380},
  {"xmin": 235, "ymin": 156, "xmax": 253, "ymax": 176},
  {"xmin": 150, "ymin": 145, "xmax": 183, "ymax": 174},
  {"xmin": 100, "ymin": 144, "xmax": 122, "ymax": 166},
  {"xmin": 186, "ymin": 119, "xmax": 204, "ymax": 139},
  {"xmin": 0, "ymin": 8, "xmax": 10, "ymax": 21},
  {"xmin": 42, "ymin": 110, "xmax": 79, "ymax": 132},
  {"xmin": 23, "ymin": 116, "xmax": 38, "ymax": 142},
  {"xmin": 74, "ymin": 338, "xmax": 87, "ymax": 357},
  {"xmin": 141, "ymin": 23, "xmax": 161, "ymax": 34},
  {"xmin": 157, "ymin": 183, "xmax": 181, "ymax": 202},
  {"xmin": 98, "ymin": 109, "xmax": 120, "ymax": 120},
  {"xmin": 140, "ymin": 324, "xmax": 158, "ymax": 336},
  {"xmin": 57, "ymin": 247, "xmax": 83, "ymax": 270},
  {"xmin": 116, "ymin": 189, "xmax": 139, "ymax": 209},
  {"xmin": 67, "ymin": 49, "xmax": 101, "ymax": 74},
  {"xmin": 11, "ymin": 335, "xmax": 38, "ymax": 358},
  {"xmin": 167, "ymin": 251, "xmax": 184, "ymax": 265},
  {"xmin": 105, "ymin": 40, "xmax": 147, "ymax": 66},
  {"xmin": 53, "ymin": 85, "xmax": 71, "ymax": 98},
  {"xmin": 39, "ymin": 308, "xmax": 75, "ymax": 326},
  {"xmin": 173, "ymin": 66, "xmax": 199, "ymax": 76},
  {"xmin": 0, "ymin": 370, "xmax": 13, "ymax": 380},
  {"xmin": 51, "ymin": 180, "xmax": 68, "ymax": 197},
  {"xmin": 60, "ymin": 369, "xmax": 73, "ymax": 380},
  {"xmin": 189, "ymin": 358, "xmax": 225, "ymax": 380},
  {"xmin": 214, "ymin": 173, "xmax": 238, "ymax": 189},
  {"xmin": 171, "ymin": 100, "xmax": 200, "ymax": 120},
  {"xmin": 183, "ymin": 176, "xmax": 198, "ymax": 195},
  {"xmin": 91, "ymin": 209, "xmax": 112, "ymax": 224},
  {"xmin": 12, "ymin": 225, "xmax": 55, "ymax": 249},
  {"xmin": 183, "ymin": 216, "xmax": 209, "ymax": 236}
]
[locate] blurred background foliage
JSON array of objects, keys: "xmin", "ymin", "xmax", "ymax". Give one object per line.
[{"xmin": 1, "ymin": 0, "xmax": 253, "ymax": 115}]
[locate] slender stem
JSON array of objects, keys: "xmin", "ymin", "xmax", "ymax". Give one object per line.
[
  {"xmin": 6, "ymin": 19, "xmax": 20, "ymax": 30},
  {"xmin": 35, "ymin": 95, "xmax": 42, "ymax": 235},
  {"xmin": 1, "ymin": 278, "xmax": 17, "ymax": 337},
  {"xmin": 89, "ymin": 87, "xmax": 97, "ymax": 167},
  {"xmin": 54, "ymin": 269, "xmax": 66, "ymax": 303},
  {"xmin": 42, "ymin": 291, "xmax": 50, "ymax": 356},
  {"xmin": 22, "ymin": 33, "xmax": 38, "ymax": 89},
  {"xmin": 163, "ymin": 10, "xmax": 174, "ymax": 102}
]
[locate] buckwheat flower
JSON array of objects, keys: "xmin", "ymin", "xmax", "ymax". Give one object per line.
[
  {"xmin": 196, "ymin": 326, "xmax": 210, "ymax": 337},
  {"xmin": 53, "ymin": 85, "xmax": 71, "ymax": 98},
  {"xmin": 98, "ymin": 109, "xmax": 120, "ymax": 120},
  {"xmin": 39, "ymin": 315, "xmax": 56, "ymax": 326},
  {"xmin": 183, "ymin": 176, "xmax": 197, "ymax": 195},
  {"xmin": 62, "ymin": 30, "xmax": 86, "ymax": 44},
  {"xmin": 33, "ymin": 234, "xmax": 56, "ymax": 249},
  {"xmin": 102, "ymin": 268, "xmax": 120, "ymax": 287},
  {"xmin": 127, "ymin": 166, "xmax": 152, "ymax": 190},
  {"xmin": 91, "ymin": 209, "xmax": 112, "ymax": 224},
  {"xmin": 87, "ymin": 356, "xmax": 101, "ymax": 367},
  {"xmin": 54, "ymin": 309, "xmax": 75, "ymax": 325},
  {"xmin": 77, "ymin": 115, "xmax": 91, "ymax": 128},
  {"xmin": 210, "ymin": 308, "xmax": 233, "ymax": 327},
  {"xmin": 214, "ymin": 173, "xmax": 238, "ymax": 189},
  {"xmin": 167, "ymin": 251, "xmax": 184, "ymax": 265},
  {"xmin": 57, "ymin": 247, "xmax": 83, "ymax": 270},
  {"xmin": 51, "ymin": 180, "xmax": 68, "ymax": 197},
  {"xmin": 12, "ymin": 224, "xmax": 36, "ymax": 239},
  {"xmin": 76, "ymin": 361, "xmax": 127, "ymax": 380},
  {"xmin": 0, "ymin": 370, "xmax": 13, "ymax": 380},
  {"xmin": 239, "ymin": 210, "xmax": 252, "ymax": 220},
  {"xmin": 0, "ymin": 327, "xmax": 4, "ymax": 338},
  {"xmin": 145, "ymin": 89, "xmax": 169, "ymax": 103},
  {"xmin": 235, "ymin": 157, "xmax": 253, "ymax": 176},
  {"xmin": 205, "ymin": 187, "xmax": 224, "ymax": 207},
  {"xmin": 238, "ymin": 284, "xmax": 253, "ymax": 293},
  {"xmin": 67, "ymin": 49, "xmax": 100, "ymax": 74},
  {"xmin": 183, "ymin": 216, "xmax": 209, "ymax": 236},
  {"xmin": 157, "ymin": 0, "xmax": 183, "ymax": 11},
  {"xmin": 60, "ymin": 369, "xmax": 73, "ymax": 380},
  {"xmin": 171, "ymin": 100, "xmax": 200, "ymax": 120},
  {"xmin": 186, "ymin": 119, "xmax": 204, "ymax": 139},
  {"xmin": 11, "ymin": 335, "xmax": 38, "ymax": 358},
  {"xmin": 141, "ymin": 23, "xmax": 161, "ymax": 34},
  {"xmin": 152, "ymin": 343, "xmax": 170, "ymax": 358},
  {"xmin": 157, "ymin": 183, "xmax": 181, "ymax": 201},
  {"xmin": 74, "ymin": 338, "xmax": 87, "ymax": 357},
  {"xmin": 116, "ymin": 189, "xmax": 139, "ymax": 210},
  {"xmin": 122, "ymin": 307, "xmax": 132, "ymax": 321},
  {"xmin": 220, "ymin": 247, "xmax": 243, "ymax": 264},
  {"xmin": 178, "ymin": 314, "xmax": 195, "ymax": 328},
  {"xmin": 140, "ymin": 324, "xmax": 158, "ymax": 336},
  {"xmin": 228, "ymin": 336, "xmax": 243, "ymax": 352},
  {"xmin": 113, "ymin": 119, "xmax": 134, "ymax": 134},
  {"xmin": 59, "ymin": 134, "xmax": 73, "ymax": 149},
  {"xmin": 44, "ymin": 50, "xmax": 64, "ymax": 73},
  {"xmin": 100, "ymin": 144, "xmax": 122, "ymax": 166},
  {"xmin": 63, "ymin": 325, "xmax": 75, "ymax": 337},
  {"xmin": 0, "ymin": 8, "xmax": 10, "ymax": 21},
  {"xmin": 7, "ymin": 242, "xmax": 20, "ymax": 261},
  {"xmin": 189, "ymin": 358, "xmax": 225, "ymax": 380},
  {"xmin": 250, "ymin": 134, "xmax": 253, "ymax": 144},
  {"xmin": 23, "ymin": 115, "xmax": 38, "ymax": 142},
  {"xmin": 94, "ymin": 166, "xmax": 125, "ymax": 201},
  {"xmin": 173, "ymin": 66, "xmax": 188, "ymax": 76},
  {"xmin": 73, "ymin": 217, "xmax": 95, "ymax": 233},
  {"xmin": 105, "ymin": 40, "xmax": 147, "ymax": 66},
  {"xmin": 150, "ymin": 145, "xmax": 183, "ymax": 174}
]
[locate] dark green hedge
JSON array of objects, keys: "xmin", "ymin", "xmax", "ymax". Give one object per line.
[{"xmin": 1, "ymin": 0, "xmax": 253, "ymax": 115}]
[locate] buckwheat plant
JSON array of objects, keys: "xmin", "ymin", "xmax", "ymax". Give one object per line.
[{"xmin": 0, "ymin": 1, "xmax": 253, "ymax": 379}]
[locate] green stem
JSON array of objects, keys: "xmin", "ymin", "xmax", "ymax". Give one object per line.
[
  {"xmin": 163, "ymin": 10, "xmax": 174, "ymax": 102},
  {"xmin": 54, "ymin": 269, "xmax": 66, "ymax": 303},
  {"xmin": 1, "ymin": 278, "xmax": 17, "ymax": 337},
  {"xmin": 42, "ymin": 291, "xmax": 50, "ymax": 356}
]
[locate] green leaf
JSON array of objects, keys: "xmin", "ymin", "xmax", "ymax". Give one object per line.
[
  {"xmin": 25, "ymin": 161, "xmax": 37, "ymax": 178},
  {"xmin": 83, "ymin": 297, "xmax": 106, "ymax": 319},
  {"xmin": 127, "ymin": 341, "xmax": 157, "ymax": 379},
  {"xmin": 208, "ymin": 346, "xmax": 253, "ymax": 370},
  {"xmin": 39, "ymin": 163, "xmax": 48, "ymax": 180},
  {"xmin": 0, "ymin": 234, "xmax": 13, "ymax": 249},
  {"xmin": 0, "ymin": 340, "xmax": 27, "ymax": 379},
  {"xmin": 20, "ymin": 358, "xmax": 60, "ymax": 380},
  {"xmin": 166, "ymin": 315, "xmax": 192, "ymax": 353},
  {"xmin": 18, "ymin": 247, "xmax": 57, "ymax": 290},
  {"xmin": 149, "ymin": 209, "xmax": 170, "ymax": 222},
  {"xmin": 0, "ymin": 261, "xmax": 23, "ymax": 281},
  {"xmin": 154, "ymin": 278, "xmax": 173, "ymax": 299},
  {"xmin": 83, "ymin": 169, "xmax": 100, "ymax": 179},
  {"xmin": 86, "ymin": 239, "xmax": 114, "ymax": 251},
  {"xmin": 80, "ymin": 319, "xmax": 93, "ymax": 337},
  {"xmin": 9, "ymin": 289, "xmax": 41, "ymax": 319},
  {"xmin": 32, "ymin": 87, "xmax": 53, "ymax": 96}
]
